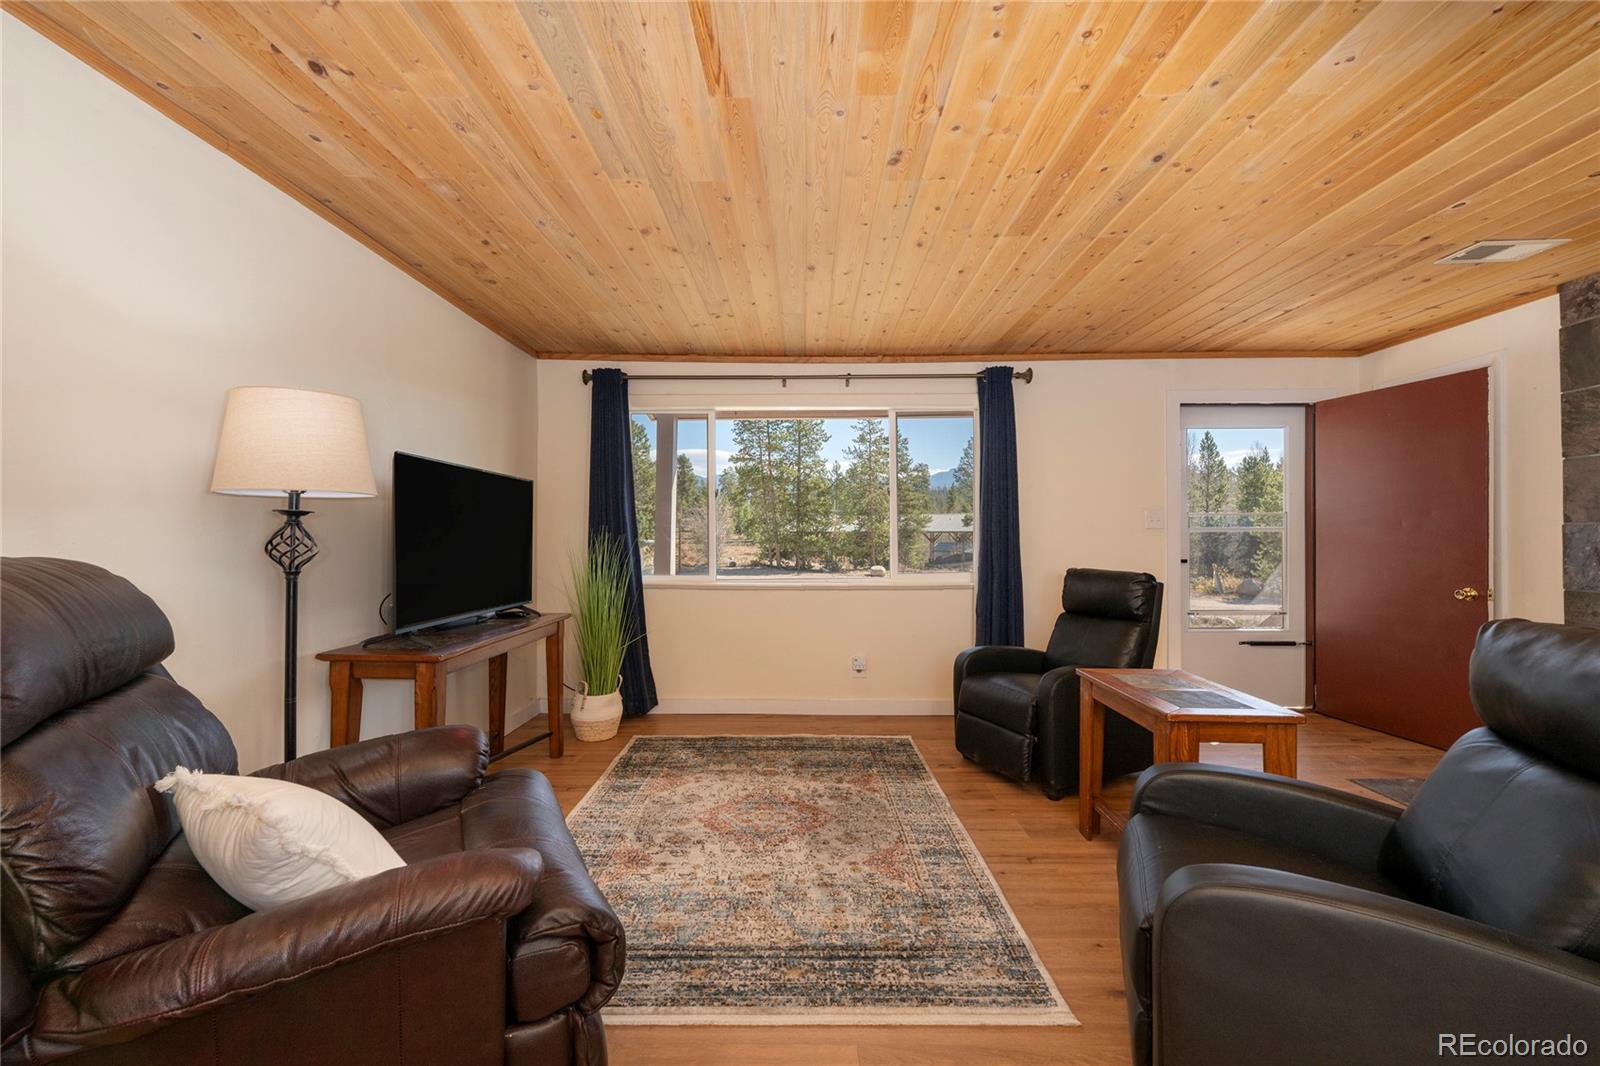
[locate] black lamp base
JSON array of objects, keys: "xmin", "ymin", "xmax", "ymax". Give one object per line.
[{"xmin": 266, "ymin": 489, "xmax": 318, "ymax": 761}]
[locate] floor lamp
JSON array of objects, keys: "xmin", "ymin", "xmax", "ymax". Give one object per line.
[{"xmin": 211, "ymin": 386, "xmax": 376, "ymax": 761}]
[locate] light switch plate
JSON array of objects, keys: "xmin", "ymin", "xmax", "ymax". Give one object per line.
[{"xmin": 1143, "ymin": 508, "xmax": 1165, "ymax": 530}]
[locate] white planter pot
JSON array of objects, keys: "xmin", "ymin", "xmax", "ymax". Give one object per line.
[{"xmin": 571, "ymin": 678, "xmax": 623, "ymax": 742}]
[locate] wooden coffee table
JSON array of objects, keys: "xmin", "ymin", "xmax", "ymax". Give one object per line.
[{"xmin": 1077, "ymin": 668, "xmax": 1305, "ymax": 840}]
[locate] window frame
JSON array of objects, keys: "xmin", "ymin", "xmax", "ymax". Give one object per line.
[{"xmin": 631, "ymin": 403, "xmax": 979, "ymax": 589}]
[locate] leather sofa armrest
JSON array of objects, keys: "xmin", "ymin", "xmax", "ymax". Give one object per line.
[
  {"xmin": 1036, "ymin": 665, "xmax": 1080, "ymax": 713},
  {"xmin": 25, "ymin": 848, "xmax": 542, "ymax": 1060},
  {"xmin": 1129, "ymin": 762, "xmax": 1401, "ymax": 871},
  {"xmin": 1030, "ymin": 666, "xmax": 1084, "ymax": 800},
  {"xmin": 953, "ymin": 646, "xmax": 1046, "ymax": 707},
  {"xmin": 500, "ymin": 770, "xmax": 626, "ymax": 1014},
  {"xmin": 254, "ymin": 725, "xmax": 489, "ymax": 828},
  {"xmin": 1153, "ymin": 864, "xmax": 1600, "ymax": 1066}
]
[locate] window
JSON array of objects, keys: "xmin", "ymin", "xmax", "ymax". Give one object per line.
[
  {"xmin": 1184, "ymin": 426, "xmax": 1286, "ymax": 629},
  {"xmin": 632, "ymin": 409, "xmax": 975, "ymax": 582},
  {"xmin": 631, "ymin": 414, "xmax": 709, "ymax": 576},
  {"xmin": 898, "ymin": 415, "xmax": 975, "ymax": 574}
]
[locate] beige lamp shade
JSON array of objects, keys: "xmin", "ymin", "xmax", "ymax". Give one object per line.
[{"xmin": 210, "ymin": 386, "xmax": 377, "ymax": 498}]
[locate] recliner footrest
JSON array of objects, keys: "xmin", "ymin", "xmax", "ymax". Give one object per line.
[{"xmin": 955, "ymin": 713, "xmax": 1033, "ymax": 782}]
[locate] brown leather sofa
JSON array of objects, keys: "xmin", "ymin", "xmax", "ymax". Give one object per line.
[
  {"xmin": 1117, "ymin": 618, "xmax": 1600, "ymax": 1065},
  {"xmin": 0, "ymin": 557, "xmax": 624, "ymax": 1065}
]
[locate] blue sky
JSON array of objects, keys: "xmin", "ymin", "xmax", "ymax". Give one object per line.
[
  {"xmin": 1188, "ymin": 427, "xmax": 1284, "ymax": 469},
  {"xmin": 636, "ymin": 414, "xmax": 973, "ymax": 478}
]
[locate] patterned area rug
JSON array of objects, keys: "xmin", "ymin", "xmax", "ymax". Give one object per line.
[{"xmin": 568, "ymin": 735, "xmax": 1075, "ymax": 1026}]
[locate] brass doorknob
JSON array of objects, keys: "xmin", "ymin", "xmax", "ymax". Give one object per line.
[{"xmin": 1453, "ymin": 587, "xmax": 1481, "ymax": 601}]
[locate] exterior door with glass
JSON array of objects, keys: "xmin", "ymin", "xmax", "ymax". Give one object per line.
[{"xmin": 1176, "ymin": 405, "xmax": 1308, "ymax": 707}]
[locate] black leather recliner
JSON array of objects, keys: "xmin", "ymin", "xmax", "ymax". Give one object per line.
[
  {"xmin": 954, "ymin": 569, "xmax": 1163, "ymax": 800},
  {"xmin": 1117, "ymin": 618, "xmax": 1600, "ymax": 1066}
]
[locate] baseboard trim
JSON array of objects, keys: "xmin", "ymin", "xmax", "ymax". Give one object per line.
[{"xmin": 532, "ymin": 697, "xmax": 949, "ymax": 717}]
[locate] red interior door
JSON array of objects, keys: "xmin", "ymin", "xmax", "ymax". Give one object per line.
[{"xmin": 1312, "ymin": 369, "xmax": 1490, "ymax": 749}]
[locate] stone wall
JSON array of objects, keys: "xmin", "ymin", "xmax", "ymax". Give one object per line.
[{"xmin": 1559, "ymin": 272, "xmax": 1600, "ymax": 626}]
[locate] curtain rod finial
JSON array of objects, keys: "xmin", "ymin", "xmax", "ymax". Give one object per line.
[
  {"xmin": 1016, "ymin": 368, "xmax": 1034, "ymax": 384},
  {"xmin": 582, "ymin": 369, "xmax": 593, "ymax": 385}
]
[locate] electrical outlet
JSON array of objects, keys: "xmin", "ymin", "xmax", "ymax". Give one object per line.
[
  {"xmin": 850, "ymin": 654, "xmax": 868, "ymax": 677},
  {"xmin": 1142, "ymin": 508, "xmax": 1165, "ymax": 530}
]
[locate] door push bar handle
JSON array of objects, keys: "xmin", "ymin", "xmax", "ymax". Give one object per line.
[{"xmin": 1237, "ymin": 640, "xmax": 1312, "ymax": 647}]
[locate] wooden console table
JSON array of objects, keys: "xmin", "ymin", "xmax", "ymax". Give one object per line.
[
  {"xmin": 1077, "ymin": 668, "xmax": 1304, "ymax": 840},
  {"xmin": 317, "ymin": 614, "xmax": 569, "ymax": 759}
]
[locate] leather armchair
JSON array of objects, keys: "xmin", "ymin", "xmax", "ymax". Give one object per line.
[
  {"xmin": 1118, "ymin": 619, "xmax": 1600, "ymax": 1066},
  {"xmin": 954, "ymin": 568, "xmax": 1163, "ymax": 799},
  {"xmin": 1, "ymin": 557, "xmax": 624, "ymax": 1066}
]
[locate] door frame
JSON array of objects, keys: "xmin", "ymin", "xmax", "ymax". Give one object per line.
[
  {"xmin": 1359, "ymin": 352, "xmax": 1507, "ymax": 621},
  {"xmin": 1176, "ymin": 403, "xmax": 1310, "ymax": 707},
  {"xmin": 1164, "ymin": 360, "xmax": 1503, "ymax": 700},
  {"xmin": 1163, "ymin": 388, "xmax": 1342, "ymax": 676}
]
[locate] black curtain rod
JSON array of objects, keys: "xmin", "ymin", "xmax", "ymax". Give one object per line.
[{"xmin": 581, "ymin": 368, "xmax": 1032, "ymax": 386}]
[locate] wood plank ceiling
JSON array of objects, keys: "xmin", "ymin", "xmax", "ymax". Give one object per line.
[{"xmin": 10, "ymin": 1, "xmax": 1600, "ymax": 360}]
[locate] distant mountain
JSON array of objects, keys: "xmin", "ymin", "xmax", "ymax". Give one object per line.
[{"xmin": 928, "ymin": 468, "xmax": 956, "ymax": 490}]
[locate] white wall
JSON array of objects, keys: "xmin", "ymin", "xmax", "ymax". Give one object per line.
[
  {"xmin": 1, "ymin": 16, "xmax": 541, "ymax": 770},
  {"xmin": 1358, "ymin": 296, "xmax": 1564, "ymax": 622},
  {"xmin": 535, "ymin": 358, "xmax": 1361, "ymax": 711}
]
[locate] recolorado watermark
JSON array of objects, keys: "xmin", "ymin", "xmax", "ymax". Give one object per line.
[{"xmin": 1439, "ymin": 1033, "xmax": 1589, "ymax": 1058}]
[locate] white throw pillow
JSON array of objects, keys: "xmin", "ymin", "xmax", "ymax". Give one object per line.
[{"xmin": 155, "ymin": 765, "xmax": 405, "ymax": 911}]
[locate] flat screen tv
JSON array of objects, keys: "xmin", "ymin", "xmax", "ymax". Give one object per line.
[{"xmin": 393, "ymin": 452, "xmax": 532, "ymax": 634}]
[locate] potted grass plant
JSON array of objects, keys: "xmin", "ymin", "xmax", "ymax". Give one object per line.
[{"xmin": 567, "ymin": 533, "xmax": 637, "ymax": 741}]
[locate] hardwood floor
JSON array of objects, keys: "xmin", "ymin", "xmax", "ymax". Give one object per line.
[{"xmin": 501, "ymin": 711, "xmax": 1442, "ymax": 1066}]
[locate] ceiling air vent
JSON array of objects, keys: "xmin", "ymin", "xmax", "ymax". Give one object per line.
[{"xmin": 1437, "ymin": 239, "xmax": 1570, "ymax": 264}]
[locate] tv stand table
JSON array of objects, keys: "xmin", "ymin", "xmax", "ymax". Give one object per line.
[{"xmin": 317, "ymin": 613, "xmax": 569, "ymax": 759}]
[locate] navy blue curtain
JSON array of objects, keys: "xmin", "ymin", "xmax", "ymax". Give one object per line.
[
  {"xmin": 976, "ymin": 366, "xmax": 1024, "ymax": 646},
  {"xmin": 587, "ymin": 369, "xmax": 658, "ymax": 716}
]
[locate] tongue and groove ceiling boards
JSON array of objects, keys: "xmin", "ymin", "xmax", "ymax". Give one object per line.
[{"xmin": 9, "ymin": 1, "xmax": 1599, "ymax": 360}]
